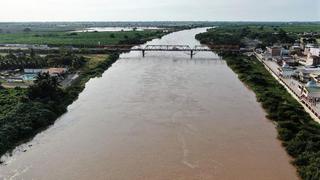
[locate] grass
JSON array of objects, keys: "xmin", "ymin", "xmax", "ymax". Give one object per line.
[
  {"xmin": 83, "ymin": 54, "xmax": 110, "ymax": 69},
  {"xmin": 0, "ymin": 30, "xmax": 165, "ymax": 47}
]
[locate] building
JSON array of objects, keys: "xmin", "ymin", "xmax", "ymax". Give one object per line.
[
  {"xmin": 303, "ymin": 44, "xmax": 316, "ymax": 56},
  {"xmin": 281, "ymin": 49, "xmax": 290, "ymax": 56},
  {"xmin": 306, "ymin": 54, "xmax": 320, "ymax": 66},
  {"xmin": 300, "ymin": 80, "xmax": 320, "ymax": 105},
  {"xmin": 267, "ymin": 46, "xmax": 282, "ymax": 57},
  {"xmin": 45, "ymin": 68, "xmax": 67, "ymax": 77},
  {"xmin": 278, "ymin": 63, "xmax": 295, "ymax": 78},
  {"xmin": 24, "ymin": 69, "xmax": 44, "ymax": 74},
  {"xmin": 310, "ymin": 48, "xmax": 320, "ymax": 57},
  {"xmin": 296, "ymin": 67, "xmax": 320, "ymax": 83}
]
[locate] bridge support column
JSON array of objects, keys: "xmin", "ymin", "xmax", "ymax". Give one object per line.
[
  {"xmin": 142, "ymin": 50, "xmax": 145, "ymax": 57},
  {"xmin": 190, "ymin": 50, "xmax": 193, "ymax": 59}
]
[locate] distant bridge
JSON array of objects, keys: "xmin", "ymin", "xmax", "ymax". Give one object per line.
[
  {"xmin": 102, "ymin": 45, "xmax": 240, "ymax": 58},
  {"xmin": 0, "ymin": 44, "xmax": 240, "ymax": 58}
]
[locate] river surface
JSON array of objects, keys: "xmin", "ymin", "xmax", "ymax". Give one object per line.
[{"xmin": 0, "ymin": 28, "xmax": 298, "ymax": 180}]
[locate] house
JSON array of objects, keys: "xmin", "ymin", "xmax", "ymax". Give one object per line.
[
  {"xmin": 306, "ymin": 55, "xmax": 320, "ymax": 66},
  {"xmin": 281, "ymin": 49, "xmax": 290, "ymax": 56},
  {"xmin": 300, "ymin": 80, "xmax": 320, "ymax": 105},
  {"xmin": 309, "ymin": 73, "xmax": 320, "ymax": 83},
  {"xmin": 290, "ymin": 45, "xmax": 302, "ymax": 55},
  {"xmin": 44, "ymin": 68, "xmax": 67, "ymax": 77},
  {"xmin": 266, "ymin": 46, "xmax": 282, "ymax": 57},
  {"xmin": 255, "ymin": 48, "xmax": 263, "ymax": 54},
  {"xmin": 303, "ymin": 44, "xmax": 316, "ymax": 56},
  {"xmin": 282, "ymin": 57, "xmax": 298, "ymax": 66},
  {"xmin": 278, "ymin": 63, "xmax": 295, "ymax": 78},
  {"xmin": 310, "ymin": 48, "xmax": 320, "ymax": 57},
  {"xmin": 24, "ymin": 69, "xmax": 44, "ymax": 74},
  {"xmin": 6, "ymin": 77, "xmax": 23, "ymax": 83},
  {"xmin": 296, "ymin": 67, "xmax": 320, "ymax": 82}
]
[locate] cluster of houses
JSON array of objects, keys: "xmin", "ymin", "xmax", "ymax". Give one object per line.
[{"xmin": 256, "ymin": 41, "xmax": 320, "ymax": 105}]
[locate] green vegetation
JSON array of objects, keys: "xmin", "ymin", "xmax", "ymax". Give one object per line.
[
  {"xmin": 0, "ymin": 88, "xmax": 26, "ymax": 117},
  {"xmin": 0, "ymin": 30, "xmax": 166, "ymax": 47},
  {"xmin": 222, "ymin": 24, "xmax": 320, "ymax": 33},
  {"xmin": 0, "ymin": 53, "xmax": 119, "ymax": 158},
  {"xmin": 196, "ymin": 25, "xmax": 320, "ymax": 179},
  {"xmin": 0, "ymin": 51, "xmax": 86, "ymax": 70},
  {"xmin": 196, "ymin": 26, "xmax": 299, "ymax": 47},
  {"xmin": 0, "ymin": 29, "xmax": 167, "ymax": 159},
  {"xmin": 222, "ymin": 54, "xmax": 320, "ymax": 180}
]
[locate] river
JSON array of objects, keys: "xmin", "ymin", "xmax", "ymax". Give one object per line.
[{"xmin": 0, "ymin": 28, "xmax": 298, "ymax": 180}]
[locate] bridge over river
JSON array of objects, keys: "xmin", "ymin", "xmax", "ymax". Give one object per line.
[
  {"xmin": 102, "ymin": 44, "xmax": 240, "ymax": 58},
  {"xmin": 0, "ymin": 44, "xmax": 240, "ymax": 59}
]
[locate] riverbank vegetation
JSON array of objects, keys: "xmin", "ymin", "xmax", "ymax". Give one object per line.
[
  {"xmin": 0, "ymin": 53, "xmax": 119, "ymax": 158},
  {"xmin": 0, "ymin": 50, "xmax": 86, "ymax": 70},
  {"xmin": 196, "ymin": 26, "xmax": 320, "ymax": 179},
  {"xmin": 223, "ymin": 54, "xmax": 320, "ymax": 180},
  {"xmin": 196, "ymin": 23, "xmax": 320, "ymax": 49},
  {"xmin": 196, "ymin": 26, "xmax": 297, "ymax": 47},
  {"xmin": 0, "ymin": 29, "xmax": 168, "ymax": 159}
]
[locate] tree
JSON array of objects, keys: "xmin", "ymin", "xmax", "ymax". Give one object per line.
[
  {"xmin": 23, "ymin": 28, "xmax": 32, "ymax": 33},
  {"xmin": 30, "ymin": 48, "xmax": 35, "ymax": 58},
  {"xmin": 28, "ymin": 73, "xmax": 64, "ymax": 102}
]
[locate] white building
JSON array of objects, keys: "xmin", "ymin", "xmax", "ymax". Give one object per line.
[
  {"xmin": 310, "ymin": 48, "xmax": 320, "ymax": 57},
  {"xmin": 278, "ymin": 63, "xmax": 295, "ymax": 78},
  {"xmin": 24, "ymin": 69, "xmax": 44, "ymax": 74},
  {"xmin": 301, "ymin": 80, "xmax": 320, "ymax": 105}
]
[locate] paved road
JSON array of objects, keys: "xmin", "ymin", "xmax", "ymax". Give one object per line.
[{"xmin": 255, "ymin": 53, "xmax": 320, "ymax": 123}]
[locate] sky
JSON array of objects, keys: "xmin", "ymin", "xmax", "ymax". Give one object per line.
[{"xmin": 1, "ymin": 0, "xmax": 319, "ymax": 22}]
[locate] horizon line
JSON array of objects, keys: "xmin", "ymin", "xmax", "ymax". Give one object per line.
[{"xmin": 0, "ymin": 20, "xmax": 319, "ymax": 23}]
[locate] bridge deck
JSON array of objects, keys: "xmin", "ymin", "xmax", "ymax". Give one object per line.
[{"xmin": 103, "ymin": 45, "xmax": 239, "ymax": 52}]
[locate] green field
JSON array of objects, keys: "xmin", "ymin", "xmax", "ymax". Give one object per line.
[{"xmin": 0, "ymin": 30, "xmax": 166, "ymax": 47}]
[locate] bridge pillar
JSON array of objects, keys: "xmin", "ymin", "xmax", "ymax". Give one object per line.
[
  {"xmin": 190, "ymin": 50, "xmax": 193, "ymax": 59},
  {"xmin": 142, "ymin": 50, "xmax": 145, "ymax": 57}
]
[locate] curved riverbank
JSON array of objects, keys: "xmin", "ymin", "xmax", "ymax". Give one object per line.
[{"xmin": 0, "ymin": 31, "xmax": 169, "ymax": 159}]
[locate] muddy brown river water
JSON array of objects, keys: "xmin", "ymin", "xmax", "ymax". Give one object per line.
[{"xmin": 0, "ymin": 28, "xmax": 298, "ymax": 180}]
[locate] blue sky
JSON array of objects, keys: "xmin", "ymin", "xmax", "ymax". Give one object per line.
[{"xmin": 1, "ymin": 0, "xmax": 319, "ymax": 21}]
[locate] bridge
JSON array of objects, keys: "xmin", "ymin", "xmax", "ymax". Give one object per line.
[
  {"xmin": 0, "ymin": 44, "xmax": 240, "ymax": 58},
  {"xmin": 102, "ymin": 45, "xmax": 240, "ymax": 58}
]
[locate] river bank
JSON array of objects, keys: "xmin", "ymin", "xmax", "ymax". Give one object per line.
[
  {"xmin": 219, "ymin": 53, "xmax": 320, "ymax": 180},
  {"xmin": 0, "ymin": 28, "xmax": 298, "ymax": 180},
  {"xmin": 195, "ymin": 26, "xmax": 320, "ymax": 179},
  {"xmin": 0, "ymin": 31, "xmax": 168, "ymax": 159}
]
